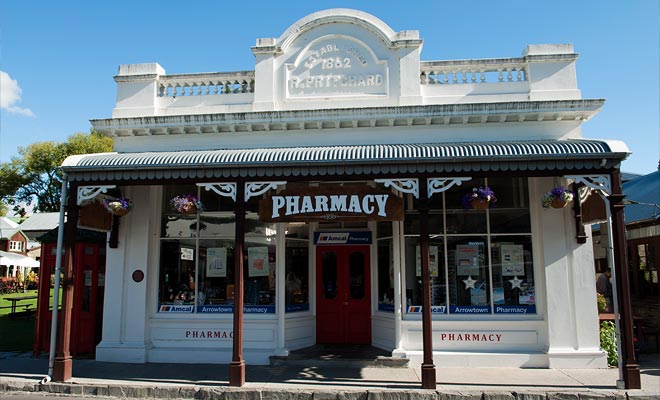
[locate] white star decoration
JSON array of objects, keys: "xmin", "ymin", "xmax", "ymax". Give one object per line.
[
  {"xmin": 463, "ymin": 276, "xmax": 476, "ymax": 289},
  {"xmin": 509, "ymin": 276, "xmax": 523, "ymax": 289}
]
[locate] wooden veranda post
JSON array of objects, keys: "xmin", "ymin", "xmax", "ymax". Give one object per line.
[
  {"xmin": 53, "ymin": 183, "xmax": 78, "ymax": 382},
  {"xmin": 609, "ymin": 170, "xmax": 641, "ymax": 389},
  {"xmin": 419, "ymin": 179, "xmax": 437, "ymax": 389},
  {"xmin": 229, "ymin": 181, "xmax": 246, "ymax": 386}
]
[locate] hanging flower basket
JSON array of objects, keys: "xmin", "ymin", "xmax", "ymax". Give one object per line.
[
  {"xmin": 463, "ymin": 186, "xmax": 497, "ymax": 210},
  {"xmin": 103, "ymin": 197, "xmax": 133, "ymax": 216},
  {"xmin": 170, "ymin": 194, "xmax": 204, "ymax": 215},
  {"xmin": 471, "ymin": 198, "xmax": 491, "ymax": 210},
  {"xmin": 542, "ymin": 186, "xmax": 574, "ymax": 209}
]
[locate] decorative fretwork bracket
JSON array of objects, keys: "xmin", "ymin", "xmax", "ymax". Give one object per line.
[
  {"xmin": 427, "ymin": 177, "xmax": 472, "ymax": 198},
  {"xmin": 197, "ymin": 182, "xmax": 237, "ymax": 202},
  {"xmin": 77, "ymin": 185, "xmax": 116, "ymax": 206},
  {"xmin": 374, "ymin": 178, "xmax": 419, "ymax": 199},
  {"xmin": 244, "ymin": 181, "xmax": 287, "ymax": 202},
  {"xmin": 565, "ymin": 175, "xmax": 611, "ymax": 196},
  {"xmin": 564, "ymin": 175, "xmax": 612, "ymax": 245}
]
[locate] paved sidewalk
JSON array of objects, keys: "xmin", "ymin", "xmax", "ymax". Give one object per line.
[{"xmin": 1, "ymin": 351, "xmax": 658, "ymax": 399}]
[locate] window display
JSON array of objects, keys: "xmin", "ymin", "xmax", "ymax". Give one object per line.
[
  {"xmin": 377, "ymin": 222, "xmax": 394, "ymax": 311},
  {"xmin": 158, "ymin": 184, "xmax": 277, "ymax": 314},
  {"xmin": 285, "ymin": 222, "xmax": 310, "ymax": 312},
  {"xmin": 403, "ymin": 177, "xmax": 534, "ymax": 315}
]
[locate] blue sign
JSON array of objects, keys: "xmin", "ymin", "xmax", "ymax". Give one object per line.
[
  {"xmin": 285, "ymin": 304, "xmax": 310, "ymax": 313},
  {"xmin": 450, "ymin": 305, "xmax": 491, "ymax": 314},
  {"xmin": 406, "ymin": 305, "xmax": 447, "ymax": 314},
  {"xmin": 378, "ymin": 303, "xmax": 395, "ymax": 312},
  {"xmin": 314, "ymin": 231, "xmax": 372, "ymax": 245},
  {"xmin": 159, "ymin": 304, "xmax": 194, "ymax": 313},
  {"xmin": 193, "ymin": 305, "xmax": 276, "ymax": 314},
  {"xmin": 494, "ymin": 305, "xmax": 536, "ymax": 314}
]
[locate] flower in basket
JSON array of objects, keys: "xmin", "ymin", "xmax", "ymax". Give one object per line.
[
  {"xmin": 463, "ymin": 186, "xmax": 497, "ymax": 209},
  {"xmin": 542, "ymin": 186, "xmax": 574, "ymax": 208},
  {"xmin": 103, "ymin": 197, "xmax": 133, "ymax": 216},
  {"xmin": 170, "ymin": 194, "xmax": 204, "ymax": 214}
]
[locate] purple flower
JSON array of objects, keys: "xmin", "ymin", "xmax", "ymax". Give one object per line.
[
  {"xmin": 542, "ymin": 186, "xmax": 574, "ymax": 208},
  {"xmin": 103, "ymin": 197, "xmax": 133, "ymax": 214},
  {"xmin": 170, "ymin": 194, "xmax": 204, "ymax": 213},
  {"xmin": 463, "ymin": 186, "xmax": 497, "ymax": 209}
]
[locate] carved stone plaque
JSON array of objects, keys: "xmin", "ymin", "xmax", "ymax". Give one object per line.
[{"xmin": 286, "ymin": 36, "xmax": 388, "ymax": 98}]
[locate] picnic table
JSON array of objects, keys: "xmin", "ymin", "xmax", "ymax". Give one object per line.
[{"xmin": 6, "ymin": 295, "xmax": 37, "ymax": 319}]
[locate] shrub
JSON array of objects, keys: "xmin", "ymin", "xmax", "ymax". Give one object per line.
[
  {"xmin": 596, "ymin": 293, "xmax": 607, "ymax": 313},
  {"xmin": 600, "ymin": 321, "xmax": 617, "ymax": 366}
]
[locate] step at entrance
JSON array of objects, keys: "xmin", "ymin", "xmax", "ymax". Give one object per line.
[{"xmin": 270, "ymin": 345, "xmax": 409, "ymax": 368}]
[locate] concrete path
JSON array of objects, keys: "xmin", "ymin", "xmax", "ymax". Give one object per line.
[{"xmin": 1, "ymin": 351, "xmax": 658, "ymax": 399}]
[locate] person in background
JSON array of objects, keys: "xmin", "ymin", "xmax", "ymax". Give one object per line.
[{"xmin": 596, "ymin": 267, "xmax": 613, "ymax": 312}]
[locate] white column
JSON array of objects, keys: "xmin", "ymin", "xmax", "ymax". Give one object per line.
[
  {"xmin": 274, "ymin": 223, "xmax": 288, "ymax": 356},
  {"xmin": 535, "ymin": 177, "xmax": 605, "ymax": 368},
  {"xmin": 393, "ymin": 220, "xmax": 405, "ymax": 355},
  {"xmin": 96, "ymin": 213, "xmax": 128, "ymax": 359},
  {"xmin": 96, "ymin": 186, "xmax": 158, "ymax": 363}
]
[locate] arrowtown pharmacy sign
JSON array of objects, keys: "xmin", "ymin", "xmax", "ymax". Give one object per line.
[
  {"xmin": 286, "ymin": 36, "xmax": 389, "ymax": 98},
  {"xmin": 259, "ymin": 186, "xmax": 403, "ymax": 222}
]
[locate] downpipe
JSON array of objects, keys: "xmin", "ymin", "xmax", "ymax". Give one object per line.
[{"xmin": 41, "ymin": 173, "xmax": 68, "ymax": 385}]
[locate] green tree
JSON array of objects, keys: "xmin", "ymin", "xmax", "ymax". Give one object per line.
[{"xmin": 0, "ymin": 130, "xmax": 113, "ymax": 212}]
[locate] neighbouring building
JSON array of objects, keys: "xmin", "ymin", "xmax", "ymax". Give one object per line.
[
  {"xmin": 19, "ymin": 212, "xmax": 61, "ymax": 263},
  {"xmin": 594, "ymin": 170, "xmax": 660, "ymax": 338},
  {"xmin": 0, "ymin": 216, "xmax": 34, "ymax": 277},
  {"xmin": 53, "ymin": 9, "xmax": 642, "ymax": 388}
]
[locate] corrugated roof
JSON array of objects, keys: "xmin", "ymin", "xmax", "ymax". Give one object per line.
[
  {"xmin": 623, "ymin": 170, "xmax": 660, "ymax": 223},
  {"xmin": 18, "ymin": 212, "xmax": 60, "ymax": 232},
  {"xmin": 62, "ymin": 139, "xmax": 628, "ymax": 182}
]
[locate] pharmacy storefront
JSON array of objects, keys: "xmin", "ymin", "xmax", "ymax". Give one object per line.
[{"xmin": 56, "ymin": 9, "xmax": 640, "ymax": 388}]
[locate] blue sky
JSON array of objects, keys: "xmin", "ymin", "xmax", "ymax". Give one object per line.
[{"xmin": 1, "ymin": 1, "xmax": 658, "ymax": 175}]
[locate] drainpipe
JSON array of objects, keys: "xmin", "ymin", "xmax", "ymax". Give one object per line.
[
  {"xmin": 600, "ymin": 191, "xmax": 624, "ymax": 388},
  {"xmin": 41, "ymin": 173, "xmax": 68, "ymax": 385}
]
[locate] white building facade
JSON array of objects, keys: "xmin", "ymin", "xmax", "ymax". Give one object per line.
[{"xmin": 61, "ymin": 9, "xmax": 636, "ymax": 378}]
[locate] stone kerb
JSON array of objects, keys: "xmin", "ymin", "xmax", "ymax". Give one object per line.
[{"xmin": 0, "ymin": 381, "xmax": 650, "ymax": 400}]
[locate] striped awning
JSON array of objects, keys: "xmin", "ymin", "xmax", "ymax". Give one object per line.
[{"xmin": 62, "ymin": 139, "xmax": 629, "ymax": 182}]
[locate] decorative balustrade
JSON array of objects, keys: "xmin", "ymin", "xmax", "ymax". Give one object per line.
[
  {"xmin": 158, "ymin": 71, "xmax": 255, "ymax": 97},
  {"xmin": 420, "ymin": 58, "xmax": 527, "ymax": 85}
]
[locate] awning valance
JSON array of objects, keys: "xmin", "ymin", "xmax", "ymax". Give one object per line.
[{"xmin": 62, "ymin": 139, "xmax": 629, "ymax": 182}]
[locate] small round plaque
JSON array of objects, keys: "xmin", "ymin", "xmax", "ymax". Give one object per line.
[{"xmin": 132, "ymin": 269, "xmax": 144, "ymax": 283}]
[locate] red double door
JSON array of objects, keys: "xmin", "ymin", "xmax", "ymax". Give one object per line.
[{"xmin": 316, "ymin": 245, "xmax": 371, "ymax": 344}]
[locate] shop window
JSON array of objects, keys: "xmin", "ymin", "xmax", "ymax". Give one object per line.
[
  {"xmin": 632, "ymin": 242, "xmax": 659, "ymax": 298},
  {"xmin": 404, "ymin": 235, "xmax": 447, "ymax": 314},
  {"xmin": 158, "ymin": 184, "xmax": 277, "ymax": 314},
  {"xmin": 490, "ymin": 236, "xmax": 535, "ymax": 313},
  {"xmin": 403, "ymin": 178, "xmax": 535, "ymax": 316},
  {"xmin": 377, "ymin": 222, "xmax": 394, "ymax": 311},
  {"xmin": 447, "ymin": 237, "xmax": 489, "ymax": 313},
  {"xmin": 487, "ymin": 177, "xmax": 531, "ymax": 233},
  {"xmin": 286, "ymin": 223, "xmax": 309, "ymax": 312}
]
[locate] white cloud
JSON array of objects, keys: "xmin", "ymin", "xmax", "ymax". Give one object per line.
[{"xmin": 0, "ymin": 70, "xmax": 35, "ymax": 117}]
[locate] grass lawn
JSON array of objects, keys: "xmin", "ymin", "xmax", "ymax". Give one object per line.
[{"xmin": 0, "ymin": 288, "xmax": 61, "ymax": 352}]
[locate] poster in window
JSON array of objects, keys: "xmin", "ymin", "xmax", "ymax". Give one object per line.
[
  {"xmin": 456, "ymin": 245, "xmax": 480, "ymax": 275},
  {"xmin": 416, "ymin": 246, "xmax": 439, "ymax": 277},
  {"xmin": 206, "ymin": 247, "xmax": 227, "ymax": 277},
  {"xmin": 180, "ymin": 247, "xmax": 194, "ymax": 261},
  {"xmin": 248, "ymin": 246, "xmax": 269, "ymax": 277},
  {"xmin": 501, "ymin": 245, "xmax": 524, "ymax": 276},
  {"xmin": 518, "ymin": 283, "xmax": 535, "ymax": 305}
]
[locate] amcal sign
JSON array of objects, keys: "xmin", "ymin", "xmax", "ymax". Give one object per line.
[{"xmin": 259, "ymin": 186, "xmax": 403, "ymax": 222}]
